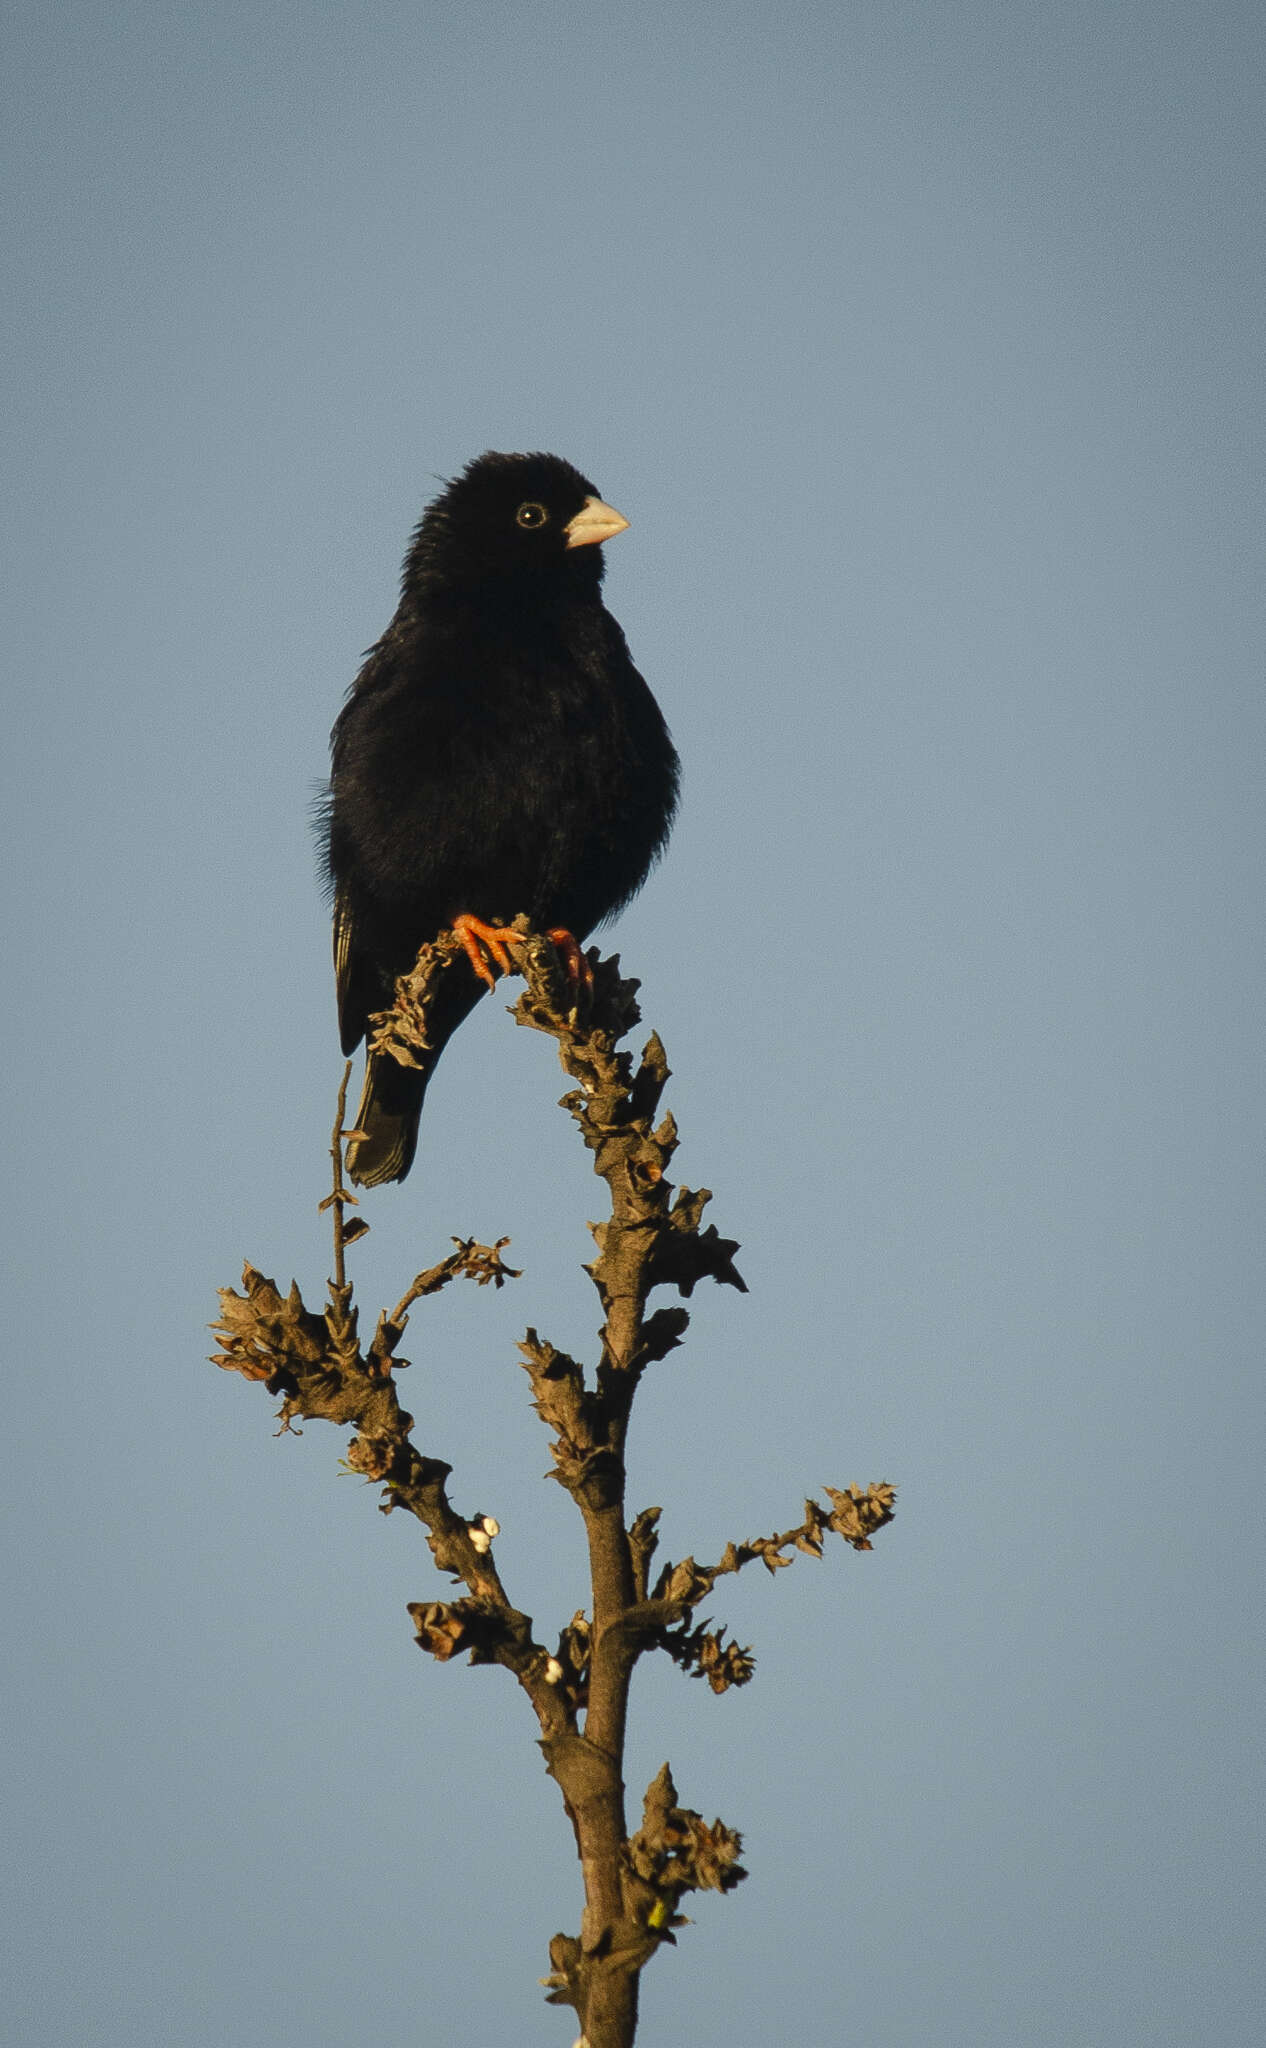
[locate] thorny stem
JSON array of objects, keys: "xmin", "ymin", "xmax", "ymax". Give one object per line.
[{"xmin": 211, "ymin": 930, "xmax": 895, "ymax": 2048}]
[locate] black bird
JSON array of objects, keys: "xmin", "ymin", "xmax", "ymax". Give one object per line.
[{"xmin": 322, "ymin": 451, "xmax": 679, "ymax": 1185}]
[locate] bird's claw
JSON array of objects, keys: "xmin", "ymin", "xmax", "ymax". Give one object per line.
[
  {"xmin": 453, "ymin": 913, "xmax": 523, "ymax": 988},
  {"xmin": 547, "ymin": 928, "xmax": 594, "ymax": 993}
]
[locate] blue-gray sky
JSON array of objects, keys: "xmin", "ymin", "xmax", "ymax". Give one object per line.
[{"xmin": 4, "ymin": 3, "xmax": 1263, "ymax": 2042}]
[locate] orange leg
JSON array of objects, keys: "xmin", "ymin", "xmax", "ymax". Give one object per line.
[
  {"xmin": 547, "ymin": 927, "xmax": 595, "ymax": 992},
  {"xmin": 452, "ymin": 912, "xmax": 524, "ymax": 989}
]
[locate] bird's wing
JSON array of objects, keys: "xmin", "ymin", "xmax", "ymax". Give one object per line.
[{"xmin": 333, "ymin": 884, "xmax": 374, "ymax": 1056}]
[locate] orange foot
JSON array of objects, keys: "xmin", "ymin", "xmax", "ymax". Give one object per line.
[
  {"xmin": 452, "ymin": 913, "xmax": 523, "ymax": 989},
  {"xmin": 548, "ymin": 927, "xmax": 595, "ymax": 993}
]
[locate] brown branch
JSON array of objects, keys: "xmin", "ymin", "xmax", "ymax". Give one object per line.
[
  {"xmin": 316, "ymin": 1058, "xmax": 365, "ymax": 1289},
  {"xmin": 209, "ymin": 1233, "xmax": 567, "ymax": 1730},
  {"xmin": 648, "ymin": 1481, "xmax": 900, "ymax": 1604},
  {"xmin": 211, "ymin": 928, "xmax": 896, "ymax": 2048}
]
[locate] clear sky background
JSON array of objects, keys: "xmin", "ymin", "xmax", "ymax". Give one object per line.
[{"xmin": 4, "ymin": 3, "xmax": 1263, "ymax": 2043}]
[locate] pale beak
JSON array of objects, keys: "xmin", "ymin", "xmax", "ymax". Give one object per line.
[{"xmin": 564, "ymin": 495, "xmax": 630, "ymax": 549}]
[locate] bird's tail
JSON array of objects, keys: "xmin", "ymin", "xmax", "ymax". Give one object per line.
[
  {"xmin": 343, "ymin": 965, "xmax": 487, "ymax": 1186},
  {"xmin": 345, "ymin": 1051, "xmax": 428, "ymax": 1186}
]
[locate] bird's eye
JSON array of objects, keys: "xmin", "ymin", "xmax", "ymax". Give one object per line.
[{"xmin": 515, "ymin": 501, "xmax": 549, "ymax": 529}]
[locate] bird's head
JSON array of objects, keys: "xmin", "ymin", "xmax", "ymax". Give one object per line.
[{"xmin": 403, "ymin": 451, "xmax": 629, "ymax": 603}]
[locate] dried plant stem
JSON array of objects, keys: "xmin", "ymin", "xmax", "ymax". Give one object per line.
[
  {"xmin": 323, "ymin": 1059, "xmax": 355, "ymax": 1290},
  {"xmin": 211, "ymin": 932, "xmax": 895, "ymax": 2048}
]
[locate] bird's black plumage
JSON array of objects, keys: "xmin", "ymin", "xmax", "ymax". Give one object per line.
[{"xmin": 322, "ymin": 451, "xmax": 679, "ymax": 1185}]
